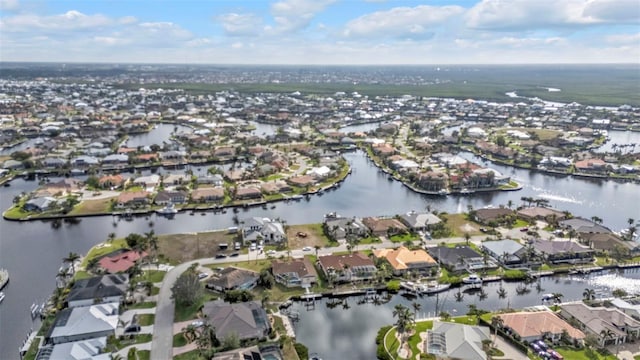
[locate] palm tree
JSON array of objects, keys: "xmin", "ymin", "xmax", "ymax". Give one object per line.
[
  {"xmin": 552, "ymin": 292, "xmax": 564, "ymax": 304},
  {"xmin": 107, "ymin": 232, "xmax": 116, "ymax": 243},
  {"xmin": 56, "ymin": 267, "xmax": 70, "ymax": 287},
  {"xmin": 491, "ymin": 316, "xmax": 504, "ymax": 345},
  {"xmin": 145, "ymin": 230, "xmax": 159, "ymax": 267},
  {"xmin": 314, "ymin": 245, "xmax": 321, "ymax": 258},
  {"xmin": 600, "ymin": 328, "xmax": 615, "ymax": 347},
  {"xmin": 110, "ymin": 354, "xmax": 124, "ymax": 360},
  {"xmin": 182, "ymin": 324, "xmax": 199, "ymax": 343},
  {"xmin": 464, "ymin": 232, "xmax": 471, "ymax": 246},
  {"xmin": 412, "ymin": 302, "xmax": 422, "ymax": 319},
  {"xmin": 63, "ymin": 252, "xmax": 81, "ymax": 275},
  {"xmin": 583, "ymin": 288, "xmax": 596, "ymax": 301},
  {"xmin": 393, "ymin": 304, "xmax": 414, "ymax": 349}
]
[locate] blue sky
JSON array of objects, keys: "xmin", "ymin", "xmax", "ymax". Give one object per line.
[{"xmin": 1, "ymin": 0, "xmax": 638, "ymax": 64}]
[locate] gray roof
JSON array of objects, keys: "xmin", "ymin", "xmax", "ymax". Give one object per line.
[
  {"xmin": 560, "ymin": 218, "xmax": 612, "ymax": 234},
  {"xmin": 48, "ymin": 303, "xmax": 119, "ymax": 341},
  {"xmin": 202, "ymin": 301, "xmax": 270, "ymax": 341},
  {"xmin": 400, "ymin": 211, "xmax": 442, "ymax": 229},
  {"xmin": 562, "ymin": 302, "xmax": 639, "ymax": 338},
  {"xmin": 37, "ymin": 337, "xmax": 111, "ymax": 360},
  {"xmin": 531, "ymin": 239, "xmax": 593, "ymax": 255},
  {"xmin": 427, "ymin": 321, "xmax": 490, "ymax": 360},
  {"xmin": 428, "ymin": 246, "xmax": 483, "ymax": 266},
  {"xmin": 482, "ymin": 239, "xmax": 524, "ymax": 256},
  {"xmin": 207, "ymin": 267, "xmax": 258, "ymax": 291},
  {"xmin": 67, "ymin": 274, "xmax": 129, "ymax": 304}
]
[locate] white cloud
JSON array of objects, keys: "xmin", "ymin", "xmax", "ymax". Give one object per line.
[
  {"xmin": 606, "ymin": 32, "xmax": 640, "ymax": 44},
  {"xmin": 342, "ymin": 5, "xmax": 464, "ymax": 39},
  {"xmin": 217, "ymin": 13, "xmax": 262, "ymax": 36},
  {"xmin": 270, "ymin": 0, "xmax": 335, "ymax": 32},
  {"xmin": 466, "ymin": 0, "xmax": 640, "ymax": 30},
  {"xmin": 119, "ymin": 16, "xmax": 138, "ymax": 25},
  {"xmin": 0, "ymin": 0, "xmax": 18, "ymax": 11},
  {"xmin": 1, "ymin": 10, "xmax": 112, "ymax": 32}
]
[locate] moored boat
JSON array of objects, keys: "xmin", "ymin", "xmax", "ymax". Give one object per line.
[{"xmin": 462, "ymin": 273, "xmax": 483, "ymax": 285}]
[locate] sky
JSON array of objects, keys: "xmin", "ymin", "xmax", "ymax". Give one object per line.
[{"xmin": 1, "ymin": 0, "xmax": 639, "ymax": 65}]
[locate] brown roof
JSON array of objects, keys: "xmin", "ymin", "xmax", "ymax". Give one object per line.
[
  {"xmin": 287, "ymin": 175, "xmax": 316, "ymax": 186},
  {"xmin": 317, "ymin": 252, "xmax": 374, "ymax": 270},
  {"xmin": 117, "ymin": 191, "xmax": 148, "ymax": 203},
  {"xmin": 272, "ymin": 258, "xmax": 318, "ymax": 278},
  {"xmin": 373, "ymin": 246, "xmax": 437, "ymax": 271},
  {"xmin": 236, "ymin": 187, "xmax": 261, "ymax": 196},
  {"xmin": 191, "ymin": 187, "xmax": 224, "ymax": 200},
  {"xmin": 517, "ymin": 207, "xmax": 565, "ymax": 219},
  {"xmin": 499, "ymin": 311, "xmax": 585, "ymax": 339},
  {"xmin": 362, "ymin": 217, "xmax": 408, "ymax": 233},
  {"xmin": 475, "ymin": 208, "xmax": 513, "ymax": 222}
]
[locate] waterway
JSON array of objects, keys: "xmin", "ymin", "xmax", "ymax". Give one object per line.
[
  {"xmin": 125, "ymin": 123, "xmax": 192, "ymax": 148},
  {"xmin": 292, "ymin": 269, "xmax": 640, "ymax": 360},
  {"xmin": 0, "ymin": 150, "xmax": 638, "ymax": 358}
]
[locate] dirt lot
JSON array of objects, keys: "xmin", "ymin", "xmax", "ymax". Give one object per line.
[
  {"xmin": 286, "ymin": 223, "xmax": 330, "ymax": 249},
  {"xmin": 69, "ymin": 197, "xmax": 116, "ymax": 215},
  {"xmin": 442, "ymin": 213, "xmax": 483, "ymax": 237},
  {"xmin": 158, "ymin": 230, "xmax": 239, "ymax": 263}
]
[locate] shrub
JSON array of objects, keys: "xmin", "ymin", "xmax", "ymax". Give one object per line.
[
  {"xmin": 294, "ymin": 342, "xmax": 309, "ymax": 360},
  {"xmin": 386, "ymin": 280, "xmax": 400, "ymax": 293}
]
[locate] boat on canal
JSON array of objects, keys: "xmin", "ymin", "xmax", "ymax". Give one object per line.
[
  {"xmin": 462, "ymin": 273, "xmax": 483, "ymax": 285},
  {"xmin": 156, "ymin": 203, "xmax": 178, "ymax": 216}
]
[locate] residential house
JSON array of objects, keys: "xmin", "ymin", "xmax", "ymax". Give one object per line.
[
  {"xmin": 132, "ymin": 174, "xmax": 160, "ymax": 189},
  {"xmin": 41, "ymin": 157, "xmax": 67, "ymax": 169},
  {"xmin": 116, "ymin": 191, "xmax": 149, "ymax": 207},
  {"xmin": 235, "ymin": 186, "xmax": 262, "ymax": 200},
  {"xmin": 497, "ymin": 311, "xmax": 585, "ymax": 344},
  {"xmin": 481, "ymin": 239, "xmax": 527, "ymax": 266},
  {"xmin": 559, "ymin": 218, "xmax": 612, "ymax": 235},
  {"xmin": 46, "ymin": 302, "xmax": 119, "ymax": 345},
  {"xmin": 71, "ymin": 155, "xmax": 99, "ymax": 167},
  {"xmin": 206, "ymin": 267, "xmax": 259, "ymax": 292},
  {"xmin": 399, "ymin": 211, "xmax": 442, "ymax": 232},
  {"xmin": 610, "ymin": 298, "xmax": 640, "ymax": 321},
  {"xmin": 530, "ymin": 239, "xmax": 594, "ymax": 264},
  {"xmin": 561, "ymin": 302, "xmax": 640, "ymax": 347},
  {"xmin": 373, "ymin": 246, "xmax": 438, "ymax": 276},
  {"xmin": 417, "ymin": 171, "xmax": 449, "ymax": 192},
  {"xmin": 316, "ymin": 252, "xmax": 377, "ymax": 283},
  {"xmin": 154, "ymin": 190, "xmax": 188, "ymax": 205},
  {"xmin": 241, "ymin": 217, "xmax": 287, "ymax": 244},
  {"xmin": 98, "ymin": 174, "xmax": 127, "ymax": 189},
  {"xmin": 306, "ymin": 166, "xmax": 332, "ymax": 180},
  {"xmin": 581, "ymin": 233, "xmax": 639, "ymax": 254},
  {"xmin": 473, "ymin": 208, "xmax": 514, "ymax": 225},
  {"xmin": 428, "ymin": 245, "xmax": 496, "ymax": 273},
  {"xmin": 323, "ymin": 216, "xmax": 369, "ymax": 242},
  {"xmin": 45, "ymin": 178, "xmax": 83, "ymax": 194},
  {"xmin": 362, "ymin": 217, "xmax": 408, "ymax": 237},
  {"xmin": 575, "ymin": 158, "xmax": 607, "ymax": 173},
  {"xmin": 517, "ymin": 207, "xmax": 566, "ymax": 223},
  {"xmin": 201, "ymin": 300, "xmax": 270, "ymax": 342},
  {"xmin": 24, "ymin": 196, "xmax": 57, "ymax": 212},
  {"xmin": 372, "ymin": 143, "xmax": 395, "ymax": 156},
  {"xmin": 36, "ymin": 337, "xmax": 110, "ymax": 360},
  {"xmin": 260, "ymin": 180, "xmax": 291, "ymax": 195},
  {"xmin": 425, "ymin": 321, "xmax": 491, "ymax": 360},
  {"xmin": 287, "ymin": 175, "xmax": 316, "ymax": 187},
  {"xmin": 163, "ymin": 173, "xmax": 192, "ymax": 186},
  {"xmin": 101, "ymin": 154, "xmax": 129, "ymax": 165},
  {"xmin": 191, "ymin": 187, "xmax": 225, "ymax": 203},
  {"xmin": 271, "ymin": 258, "xmax": 318, "ymax": 288},
  {"xmin": 66, "ymin": 274, "xmax": 129, "ymax": 308},
  {"xmin": 196, "ymin": 174, "xmax": 224, "ymax": 186},
  {"xmin": 97, "ymin": 249, "xmax": 147, "ymax": 274}
]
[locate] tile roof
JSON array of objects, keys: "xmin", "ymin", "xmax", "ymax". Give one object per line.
[{"xmin": 499, "ymin": 311, "xmax": 585, "ymax": 340}]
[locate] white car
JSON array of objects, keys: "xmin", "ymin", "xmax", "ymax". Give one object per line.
[
  {"xmin": 191, "ymin": 320, "xmax": 204, "ymax": 327},
  {"xmin": 197, "ymin": 272, "xmax": 208, "ymax": 280},
  {"xmin": 302, "ymin": 246, "xmax": 312, "ymax": 251},
  {"xmin": 267, "ymin": 250, "xmax": 277, "ymax": 256}
]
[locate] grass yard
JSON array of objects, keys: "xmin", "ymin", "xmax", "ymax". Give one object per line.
[
  {"xmin": 208, "ymin": 259, "xmax": 272, "ymax": 273},
  {"xmin": 389, "ymin": 233, "xmax": 420, "ymax": 243},
  {"xmin": 508, "ymin": 127, "xmax": 563, "ymax": 141},
  {"xmin": 135, "ymin": 270, "xmax": 166, "ymax": 283},
  {"xmin": 81, "ymin": 238, "xmax": 128, "ymax": 268},
  {"xmin": 174, "ymin": 294, "xmax": 217, "ymax": 322},
  {"xmin": 68, "ymin": 197, "xmax": 115, "ymax": 215},
  {"xmin": 158, "ymin": 230, "xmax": 239, "ymax": 263},
  {"xmin": 173, "ymin": 333, "xmax": 188, "ymax": 347},
  {"xmin": 106, "ymin": 334, "xmax": 152, "ymax": 351},
  {"xmin": 136, "ymin": 314, "xmax": 155, "ymax": 326},
  {"xmin": 555, "ymin": 346, "xmax": 617, "ymax": 360},
  {"xmin": 136, "ymin": 350, "xmax": 151, "ymax": 360},
  {"xmin": 286, "ymin": 223, "xmax": 331, "ymax": 249},
  {"xmin": 407, "ymin": 320, "xmax": 434, "ymax": 358},
  {"xmin": 126, "ymin": 301, "xmax": 156, "ymax": 310},
  {"xmin": 442, "ymin": 213, "xmax": 483, "ymax": 237},
  {"xmin": 173, "ymin": 350, "xmax": 204, "ymax": 360}
]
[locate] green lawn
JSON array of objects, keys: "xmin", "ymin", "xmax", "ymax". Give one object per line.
[
  {"xmin": 137, "ymin": 314, "xmax": 155, "ymax": 326},
  {"xmin": 136, "ymin": 270, "xmax": 166, "ymax": 283},
  {"xmin": 106, "ymin": 334, "xmax": 152, "ymax": 351},
  {"xmin": 407, "ymin": 320, "xmax": 434, "ymax": 358},
  {"xmin": 136, "ymin": 350, "xmax": 151, "ymax": 360},
  {"xmin": 81, "ymin": 239, "xmax": 128, "ymax": 268},
  {"xmin": 384, "ymin": 327, "xmax": 401, "ymax": 359},
  {"xmin": 126, "ymin": 301, "xmax": 156, "ymax": 310},
  {"xmin": 389, "ymin": 233, "xmax": 420, "ymax": 243},
  {"xmin": 359, "ymin": 236, "xmax": 382, "ymax": 245},
  {"xmin": 555, "ymin": 346, "xmax": 617, "ymax": 360},
  {"xmin": 173, "ymin": 350, "xmax": 204, "ymax": 360},
  {"xmin": 174, "ymin": 295, "xmax": 216, "ymax": 322},
  {"xmin": 173, "ymin": 333, "xmax": 188, "ymax": 347}
]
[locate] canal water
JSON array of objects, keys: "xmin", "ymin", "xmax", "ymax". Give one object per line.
[
  {"xmin": 0, "ymin": 150, "xmax": 638, "ymax": 358},
  {"xmin": 292, "ymin": 269, "xmax": 640, "ymax": 360}
]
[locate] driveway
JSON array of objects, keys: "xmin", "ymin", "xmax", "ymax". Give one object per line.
[{"xmin": 493, "ymin": 335, "xmax": 528, "ymax": 360}]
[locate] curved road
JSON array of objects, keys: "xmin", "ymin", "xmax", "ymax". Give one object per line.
[{"xmin": 150, "ymin": 228, "xmax": 542, "ymax": 359}]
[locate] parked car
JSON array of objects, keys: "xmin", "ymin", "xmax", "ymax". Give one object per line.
[
  {"xmin": 191, "ymin": 320, "xmax": 204, "ymax": 328},
  {"xmin": 520, "ymin": 227, "xmax": 529, "ymax": 232},
  {"xmin": 229, "ymin": 252, "xmax": 240, "ymax": 257},
  {"xmin": 302, "ymin": 246, "xmax": 312, "ymax": 251},
  {"xmin": 198, "ymin": 272, "xmax": 208, "ymax": 279},
  {"xmin": 267, "ymin": 250, "xmax": 277, "ymax": 256},
  {"xmin": 215, "ymin": 254, "xmax": 227, "ymax": 259},
  {"xmin": 124, "ymin": 324, "xmax": 141, "ymax": 333}
]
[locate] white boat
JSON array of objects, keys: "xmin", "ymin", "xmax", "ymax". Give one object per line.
[
  {"xmin": 0, "ymin": 292, "xmax": 5, "ymax": 303},
  {"xmin": 460, "ymin": 188, "xmax": 474, "ymax": 195},
  {"xmin": 462, "ymin": 273, "xmax": 483, "ymax": 285},
  {"xmin": 541, "ymin": 293, "xmax": 555, "ymax": 302},
  {"xmin": 291, "ymin": 195, "xmax": 303, "ymax": 200},
  {"xmin": 156, "ymin": 203, "xmax": 178, "ymax": 215},
  {"xmin": 422, "ymin": 281, "xmax": 451, "ymax": 295},
  {"xmin": 438, "ymin": 189, "xmax": 449, "ymax": 195}
]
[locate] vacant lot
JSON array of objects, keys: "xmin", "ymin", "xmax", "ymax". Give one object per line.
[
  {"xmin": 442, "ymin": 213, "xmax": 483, "ymax": 237},
  {"xmin": 286, "ymin": 223, "xmax": 330, "ymax": 249},
  {"xmin": 69, "ymin": 198, "xmax": 115, "ymax": 215},
  {"xmin": 158, "ymin": 230, "xmax": 239, "ymax": 263}
]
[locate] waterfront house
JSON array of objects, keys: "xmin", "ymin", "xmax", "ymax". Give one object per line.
[
  {"xmin": 362, "ymin": 217, "xmax": 408, "ymax": 237},
  {"xmin": 516, "ymin": 207, "xmax": 566, "ymax": 223},
  {"xmin": 154, "ymin": 190, "xmax": 188, "ymax": 205},
  {"xmin": 287, "ymin": 174, "xmax": 317, "ymax": 187},
  {"xmin": 473, "ymin": 208, "xmax": 513, "ymax": 225},
  {"xmin": 46, "ymin": 302, "xmax": 119, "ymax": 345},
  {"xmin": 497, "ymin": 311, "xmax": 585, "ymax": 344},
  {"xmin": 201, "ymin": 300, "xmax": 270, "ymax": 342},
  {"xmin": 260, "ymin": 180, "xmax": 291, "ymax": 195},
  {"xmin": 163, "ymin": 173, "xmax": 192, "ymax": 186},
  {"xmin": 425, "ymin": 321, "xmax": 491, "ymax": 360},
  {"xmin": 101, "ymin": 154, "xmax": 129, "ymax": 165},
  {"xmin": 241, "ymin": 217, "xmax": 286, "ymax": 244},
  {"xmin": 2, "ymin": 159, "xmax": 24, "ymax": 170},
  {"xmin": 481, "ymin": 239, "xmax": 526, "ymax": 266},
  {"xmin": 372, "ymin": 143, "xmax": 396, "ymax": 156},
  {"xmin": 417, "ymin": 171, "xmax": 449, "ymax": 192},
  {"xmin": 316, "ymin": 252, "xmax": 376, "ymax": 283},
  {"xmin": 428, "ymin": 245, "xmax": 496, "ymax": 273},
  {"xmin": 574, "ymin": 158, "xmax": 607, "ymax": 173},
  {"xmin": 66, "ymin": 274, "xmax": 129, "ymax": 308},
  {"xmin": 610, "ymin": 298, "xmax": 640, "ymax": 320},
  {"xmin": 37, "ymin": 337, "xmax": 110, "ymax": 360},
  {"xmin": 581, "ymin": 233, "xmax": 639, "ymax": 254},
  {"xmin": 399, "ymin": 211, "xmax": 442, "ymax": 232},
  {"xmin": 373, "ymin": 246, "xmax": 438, "ymax": 276},
  {"xmin": 530, "ymin": 239, "xmax": 594, "ymax": 264},
  {"xmin": 191, "ymin": 187, "xmax": 224, "ymax": 203},
  {"xmin": 323, "ymin": 216, "xmax": 369, "ymax": 242},
  {"xmin": 97, "ymin": 249, "xmax": 147, "ymax": 274},
  {"xmin": 271, "ymin": 258, "xmax": 318, "ymax": 288},
  {"xmin": 196, "ymin": 174, "xmax": 224, "ymax": 186},
  {"xmin": 132, "ymin": 174, "xmax": 160, "ymax": 189},
  {"xmin": 235, "ymin": 186, "xmax": 262, "ymax": 200},
  {"xmin": 560, "ymin": 302, "xmax": 640, "ymax": 347},
  {"xmin": 70, "ymin": 155, "xmax": 99, "ymax": 167},
  {"xmin": 206, "ymin": 267, "xmax": 259, "ymax": 292},
  {"xmin": 45, "ymin": 178, "xmax": 83, "ymax": 194},
  {"xmin": 116, "ymin": 191, "xmax": 149, "ymax": 208},
  {"xmin": 24, "ymin": 196, "xmax": 57, "ymax": 212},
  {"xmin": 559, "ymin": 217, "xmax": 612, "ymax": 235},
  {"xmin": 41, "ymin": 157, "xmax": 67, "ymax": 169}
]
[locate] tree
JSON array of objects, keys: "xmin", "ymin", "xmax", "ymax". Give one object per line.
[
  {"xmin": 600, "ymin": 328, "xmax": 615, "ymax": 347},
  {"xmin": 125, "ymin": 233, "xmax": 146, "ymax": 249},
  {"xmin": 411, "ymin": 302, "xmax": 422, "ymax": 319},
  {"xmin": 171, "ymin": 270, "xmax": 203, "ymax": 307},
  {"xmin": 127, "ymin": 346, "xmax": 137, "ymax": 360},
  {"xmin": 552, "ymin": 292, "xmax": 564, "ymax": 304},
  {"xmin": 56, "ymin": 267, "xmax": 70, "ymax": 287},
  {"xmin": 491, "ymin": 316, "xmax": 504, "ymax": 345},
  {"xmin": 107, "ymin": 232, "xmax": 116, "ymax": 243},
  {"xmin": 464, "ymin": 232, "xmax": 471, "ymax": 246},
  {"xmin": 182, "ymin": 324, "xmax": 198, "ymax": 343},
  {"xmin": 144, "ymin": 230, "xmax": 158, "ymax": 265},
  {"xmin": 612, "ymin": 288, "xmax": 628, "ymax": 298},
  {"xmin": 63, "ymin": 252, "xmax": 81, "ymax": 275},
  {"xmin": 496, "ymin": 135, "xmax": 506, "ymax": 147},
  {"xmin": 258, "ymin": 268, "xmax": 275, "ymax": 289},
  {"xmin": 393, "ymin": 304, "xmax": 414, "ymax": 349},
  {"xmin": 583, "ymin": 288, "xmax": 596, "ymax": 301}
]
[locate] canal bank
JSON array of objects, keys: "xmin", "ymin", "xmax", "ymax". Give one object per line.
[{"xmin": 1, "ymin": 150, "xmax": 639, "ymax": 359}]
